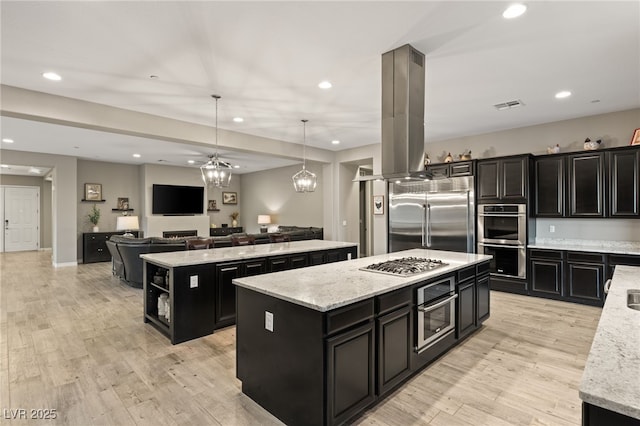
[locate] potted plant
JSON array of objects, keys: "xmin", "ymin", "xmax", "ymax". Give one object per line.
[
  {"xmin": 230, "ymin": 211, "xmax": 239, "ymax": 227},
  {"xmin": 88, "ymin": 204, "xmax": 101, "ymax": 232}
]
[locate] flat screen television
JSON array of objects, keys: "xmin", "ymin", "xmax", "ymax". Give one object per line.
[{"xmin": 152, "ymin": 184, "xmax": 204, "ymax": 215}]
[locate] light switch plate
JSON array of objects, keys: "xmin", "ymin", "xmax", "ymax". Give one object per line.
[
  {"xmin": 265, "ymin": 311, "xmax": 274, "ymax": 332},
  {"xmin": 190, "ymin": 275, "xmax": 198, "ymax": 288}
]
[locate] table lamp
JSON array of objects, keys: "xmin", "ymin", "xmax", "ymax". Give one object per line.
[
  {"xmin": 258, "ymin": 215, "xmax": 271, "ymax": 233},
  {"xmin": 116, "ymin": 215, "xmax": 140, "ymax": 237}
]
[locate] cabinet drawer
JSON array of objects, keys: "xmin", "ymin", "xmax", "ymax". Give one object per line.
[
  {"xmin": 326, "ymin": 299, "xmax": 374, "ymax": 336},
  {"xmin": 477, "ymin": 261, "xmax": 491, "ymax": 276},
  {"xmin": 530, "ymin": 249, "xmax": 564, "ymax": 261},
  {"xmin": 450, "ymin": 161, "xmax": 473, "ymax": 177},
  {"xmin": 608, "ymin": 254, "xmax": 640, "ymax": 266},
  {"xmin": 376, "ymin": 287, "xmax": 411, "ymax": 315},
  {"xmin": 567, "ymin": 252, "xmax": 605, "ymax": 264},
  {"xmin": 457, "ymin": 265, "xmax": 475, "ymax": 283}
]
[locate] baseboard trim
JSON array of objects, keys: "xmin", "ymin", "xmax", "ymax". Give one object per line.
[{"xmin": 52, "ymin": 261, "xmax": 78, "ymax": 268}]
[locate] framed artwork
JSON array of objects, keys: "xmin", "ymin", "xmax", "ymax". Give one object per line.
[
  {"xmin": 373, "ymin": 195, "xmax": 384, "ymax": 215},
  {"xmin": 631, "ymin": 128, "xmax": 640, "ymax": 145},
  {"xmin": 117, "ymin": 197, "xmax": 129, "ymax": 210},
  {"xmin": 208, "ymin": 199, "xmax": 218, "ymax": 211},
  {"xmin": 84, "ymin": 183, "xmax": 102, "ymax": 201},
  {"xmin": 222, "ymin": 192, "xmax": 237, "ymax": 205}
]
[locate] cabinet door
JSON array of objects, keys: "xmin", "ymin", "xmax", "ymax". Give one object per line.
[
  {"xmin": 450, "ymin": 161, "xmax": 473, "ymax": 177},
  {"xmin": 477, "ymin": 160, "xmax": 500, "ymax": 201},
  {"xmin": 214, "ymin": 262, "xmax": 242, "ymax": 328},
  {"xmin": 501, "ymin": 157, "xmax": 527, "ymax": 200},
  {"xmin": 457, "ymin": 280, "xmax": 476, "ymax": 338},
  {"xmin": 530, "ymin": 259, "xmax": 563, "ymax": 297},
  {"xmin": 476, "ymin": 274, "xmax": 490, "ymax": 323},
  {"xmin": 326, "ymin": 250, "xmax": 341, "ymax": 263},
  {"xmin": 268, "ymin": 256, "xmax": 290, "ymax": 272},
  {"xmin": 535, "ymin": 157, "xmax": 564, "ymax": 217},
  {"xmin": 566, "ymin": 263, "xmax": 605, "ymax": 305},
  {"xmin": 428, "ymin": 164, "xmax": 449, "ymax": 179},
  {"xmin": 569, "ymin": 153, "xmax": 605, "ymax": 217},
  {"xmin": 376, "ymin": 306, "xmax": 412, "ymax": 396},
  {"xmin": 326, "ymin": 321, "xmax": 375, "ymax": 425},
  {"xmin": 309, "ymin": 251, "xmax": 326, "ymax": 265},
  {"xmin": 609, "ymin": 149, "xmax": 640, "ymax": 217},
  {"xmin": 289, "ymin": 253, "xmax": 308, "ymax": 269}
]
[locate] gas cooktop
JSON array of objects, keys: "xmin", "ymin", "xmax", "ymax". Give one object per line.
[{"xmin": 361, "ymin": 257, "xmax": 448, "ymax": 276}]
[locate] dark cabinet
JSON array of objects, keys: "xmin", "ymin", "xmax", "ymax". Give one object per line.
[
  {"xmin": 476, "ymin": 274, "xmax": 490, "ymax": 322},
  {"xmin": 326, "ymin": 321, "xmax": 375, "ymax": 425},
  {"xmin": 566, "ymin": 252, "xmax": 605, "ymax": 305},
  {"xmin": 268, "ymin": 256, "xmax": 290, "ymax": 272},
  {"xmin": 170, "ymin": 264, "xmax": 216, "ymax": 344},
  {"xmin": 530, "ymin": 250, "xmax": 564, "ymax": 299},
  {"xmin": 83, "ymin": 231, "xmax": 139, "ymax": 263},
  {"xmin": 457, "ymin": 280, "xmax": 476, "ymax": 338},
  {"xmin": 289, "ymin": 253, "xmax": 309, "ymax": 269},
  {"xmin": 326, "ymin": 247, "xmax": 357, "ymax": 263},
  {"xmin": 609, "ymin": 149, "xmax": 640, "ymax": 217},
  {"xmin": 534, "ymin": 156, "xmax": 565, "ymax": 217},
  {"xmin": 214, "ymin": 262, "xmax": 242, "ymax": 328},
  {"xmin": 428, "ymin": 164, "xmax": 450, "ymax": 179},
  {"xmin": 427, "ymin": 161, "xmax": 474, "ymax": 179},
  {"xmin": 209, "ymin": 227, "xmax": 243, "ymax": 236},
  {"xmin": 568, "ymin": 152, "xmax": 605, "ymax": 217},
  {"xmin": 309, "ymin": 251, "xmax": 326, "ymax": 265},
  {"xmin": 477, "ymin": 156, "xmax": 528, "ymax": 203},
  {"xmin": 376, "ymin": 302, "xmax": 412, "ymax": 396}
]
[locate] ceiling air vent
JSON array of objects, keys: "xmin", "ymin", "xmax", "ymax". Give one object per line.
[
  {"xmin": 494, "ymin": 99, "xmax": 525, "ymax": 111},
  {"xmin": 411, "ymin": 49, "xmax": 424, "ymax": 67}
]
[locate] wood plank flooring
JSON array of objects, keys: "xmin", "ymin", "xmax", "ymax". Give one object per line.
[{"xmin": 0, "ymin": 251, "xmax": 601, "ymax": 425}]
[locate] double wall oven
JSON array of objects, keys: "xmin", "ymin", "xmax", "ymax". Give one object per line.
[
  {"xmin": 477, "ymin": 204, "xmax": 527, "ymax": 279},
  {"xmin": 415, "ymin": 276, "xmax": 457, "ymax": 353}
]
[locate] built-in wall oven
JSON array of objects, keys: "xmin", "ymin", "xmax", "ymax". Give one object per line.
[
  {"xmin": 477, "ymin": 204, "xmax": 527, "ymax": 279},
  {"xmin": 415, "ymin": 276, "xmax": 457, "ymax": 353}
]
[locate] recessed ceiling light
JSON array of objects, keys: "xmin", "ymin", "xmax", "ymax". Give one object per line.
[
  {"xmin": 187, "ymin": 160, "xmax": 195, "ymax": 164},
  {"xmin": 1, "ymin": 164, "xmax": 9, "ymax": 168},
  {"xmin": 331, "ymin": 140, "xmax": 340, "ymax": 145},
  {"xmin": 233, "ymin": 117, "xmax": 244, "ymax": 123},
  {"xmin": 42, "ymin": 72, "xmax": 62, "ymax": 81},
  {"xmin": 2, "ymin": 138, "xmax": 14, "ymax": 143},
  {"xmin": 29, "ymin": 167, "xmax": 41, "ymax": 174},
  {"xmin": 318, "ymin": 81, "xmax": 332, "ymax": 89},
  {"xmin": 133, "ymin": 153, "xmax": 141, "ymax": 158},
  {"xmin": 233, "ymin": 165, "xmax": 240, "ymax": 169},
  {"xmin": 555, "ymin": 90, "xmax": 572, "ymax": 99},
  {"xmin": 503, "ymin": 4, "xmax": 527, "ymax": 19}
]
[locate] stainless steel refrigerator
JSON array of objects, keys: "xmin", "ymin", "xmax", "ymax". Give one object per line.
[{"xmin": 388, "ymin": 176, "xmax": 475, "ymax": 253}]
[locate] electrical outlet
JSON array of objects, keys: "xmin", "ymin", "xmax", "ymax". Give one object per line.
[
  {"xmin": 265, "ymin": 311, "xmax": 274, "ymax": 332},
  {"xmin": 342, "ymin": 220, "xmax": 347, "ymax": 226},
  {"xmin": 549, "ymin": 225, "xmax": 556, "ymax": 233},
  {"xmin": 190, "ymin": 275, "xmax": 198, "ymax": 288}
]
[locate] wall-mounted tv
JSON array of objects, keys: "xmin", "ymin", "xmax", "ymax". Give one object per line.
[{"xmin": 152, "ymin": 184, "xmax": 204, "ymax": 215}]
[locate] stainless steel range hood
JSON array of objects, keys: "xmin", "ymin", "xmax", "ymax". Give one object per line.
[
  {"xmin": 355, "ymin": 44, "xmax": 429, "ymax": 182},
  {"xmin": 381, "ymin": 44, "xmax": 427, "ymax": 180}
]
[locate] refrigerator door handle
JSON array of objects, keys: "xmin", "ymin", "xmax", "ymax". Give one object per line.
[
  {"xmin": 421, "ymin": 203, "xmax": 426, "ymax": 247},
  {"xmin": 426, "ymin": 203, "xmax": 432, "ymax": 247}
]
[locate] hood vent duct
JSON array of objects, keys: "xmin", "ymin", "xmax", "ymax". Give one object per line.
[{"xmin": 381, "ymin": 44, "xmax": 428, "ymax": 180}]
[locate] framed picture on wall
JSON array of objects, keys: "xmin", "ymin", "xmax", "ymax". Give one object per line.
[
  {"xmin": 373, "ymin": 195, "xmax": 384, "ymax": 215},
  {"xmin": 222, "ymin": 192, "xmax": 237, "ymax": 205},
  {"xmin": 84, "ymin": 183, "xmax": 102, "ymax": 201},
  {"xmin": 208, "ymin": 200, "xmax": 218, "ymax": 211},
  {"xmin": 631, "ymin": 128, "xmax": 640, "ymax": 145}
]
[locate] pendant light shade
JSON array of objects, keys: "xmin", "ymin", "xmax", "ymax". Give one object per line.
[
  {"xmin": 201, "ymin": 95, "xmax": 232, "ymax": 188},
  {"xmin": 292, "ymin": 119, "xmax": 317, "ymax": 192}
]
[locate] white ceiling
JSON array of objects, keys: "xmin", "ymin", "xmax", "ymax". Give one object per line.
[{"xmin": 1, "ymin": 1, "xmax": 639, "ymax": 173}]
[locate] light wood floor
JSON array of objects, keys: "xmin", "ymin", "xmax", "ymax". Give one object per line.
[{"xmin": 0, "ymin": 251, "xmax": 601, "ymax": 425}]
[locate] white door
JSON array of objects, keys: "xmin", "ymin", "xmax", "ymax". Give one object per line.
[{"xmin": 3, "ymin": 186, "xmax": 40, "ymax": 252}]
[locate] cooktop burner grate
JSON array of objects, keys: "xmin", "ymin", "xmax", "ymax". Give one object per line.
[{"xmin": 360, "ymin": 257, "xmax": 449, "ymax": 276}]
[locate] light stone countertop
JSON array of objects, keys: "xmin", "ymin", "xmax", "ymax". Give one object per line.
[
  {"xmin": 232, "ymin": 249, "xmax": 492, "ymax": 312},
  {"xmin": 579, "ymin": 265, "xmax": 640, "ymax": 420},
  {"xmin": 140, "ymin": 240, "xmax": 358, "ymax": 268},
  {"xmin": 528, "ymin": 238, "xmax": 640, "ymax": 256}
]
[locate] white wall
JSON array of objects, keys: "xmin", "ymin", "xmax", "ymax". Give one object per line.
[{"xmin": 240, "ymin": 162, "xmax": 324, "ymax": 234}]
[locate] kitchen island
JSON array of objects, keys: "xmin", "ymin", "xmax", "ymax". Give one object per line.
[
  {"xmin": 233, "ymin": 248, "xmax": 492, "ymax": 426},
  {"xmin": 580, "ymin": 265, "xmax": 640, "ymax": 425},
  {"xmin": 140, "ymin": 240, "xmax": 357, "ymax": 343}
]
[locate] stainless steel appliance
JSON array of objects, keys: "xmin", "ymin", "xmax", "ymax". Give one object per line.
[
  {"xmin": 415, "ymin": 276, "xmax": 457, "ymax": 353},
  {"xmin": 477, "ymin": 204, "xmax": 527, "ymax": 279},
  {"xmin": 361, "ymin": 257, "xmax": 448, "ymax": 276},
  {"xmin": 388, "ymin": 177, "xmax": 475, "ymax": 253}
]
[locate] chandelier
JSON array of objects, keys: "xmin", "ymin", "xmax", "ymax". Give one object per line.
[
  {"xmin": 201, "ymin": 94, "xmax": 232, "ymax": 187},
  {"xmin": 292, "ymin": 119, "xmax": 317, "ymax": 192}
]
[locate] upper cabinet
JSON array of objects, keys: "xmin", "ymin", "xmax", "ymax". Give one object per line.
[
  {"xmin": 477, "ymin": 155, "xmax": 529, "ymax": 203},
  {"xmin": 568, "ymin": 152, "xmax": 605, "ymax": 217},
  {"xmin": 609, "ymin": 148, "xmax": 640, "ymax": 217},
  {"xmin": 533, "ymin": 147, "xmax": 640, "ymax": 218}
]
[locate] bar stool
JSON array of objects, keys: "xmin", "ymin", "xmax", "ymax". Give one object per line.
[
  {"xmin": 230, "ymin": 235, "xmax": 256, "ymax": 246},
  {"xmin": 268, "ymin": 233, "xmax": 290, "ymax": 243},
  {"xmin": 185, "ymin": 238, "xmax": 213, "ymax": 250}
]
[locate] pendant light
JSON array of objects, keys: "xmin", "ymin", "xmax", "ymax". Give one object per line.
[
  {"xmin": 201, "ymin": 94, "xmax": 232, "ymax": 188},
  {"xmin": 292, "ymin": 119, "xmax": 317, "ymax": 192}
]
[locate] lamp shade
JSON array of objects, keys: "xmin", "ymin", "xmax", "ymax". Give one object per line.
[
  {"xmin": 257, "ymin": 215, "xmax": 271, "ymax": 225},
  {"xmin": 116, "ymin": 215, "xmax": 139, "ymax": 232}
]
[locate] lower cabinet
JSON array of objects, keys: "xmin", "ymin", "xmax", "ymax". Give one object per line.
[
  {"xmin": 566, "ymin": 255, "xmax": 605, "ymax": 305},
  {"xmin": 456, "ymin": 267, "xmax": 490, "ymax": 340},
  {"xmin": 326, "ymin": 321, "xmax": 376, "ymax": 425},
  {"xmin": 376, "ymin": 305, "xmax": 412, "ymax": 396},
  {"xmin": 477, "ymin": 274, "xmax": 490, "ymax": 322},
  {"xmin": 268, "ymin": 256, "xmax": 290, "ymax": 272},
  {"xmin": 457, "ymin": 280, "xmax": 476, "ymax": 338},
  {"xmin": 530, "ymin": 250, "xmax": 564, "ymax": 299},
  {"xmin": 215, "ymin": 262, "xmax": 242, "ymax": 328}
]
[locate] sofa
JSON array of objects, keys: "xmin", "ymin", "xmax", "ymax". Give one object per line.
[{"xmin": 108, "ymin": 226, "xmax": 323, "ymax": 288}]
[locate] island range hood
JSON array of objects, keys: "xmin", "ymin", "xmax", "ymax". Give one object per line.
[{"xmin": 356, "ymin": 44, "xmax": 430, "ymax": 181}]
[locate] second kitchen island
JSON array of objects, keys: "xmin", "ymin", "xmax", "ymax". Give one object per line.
[{"xmin": 233, "ymin": 249, "xmax": 492, "ymax": 426}]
